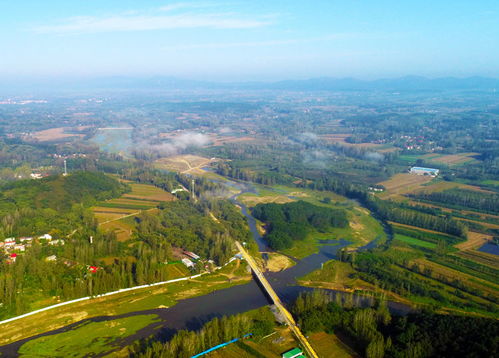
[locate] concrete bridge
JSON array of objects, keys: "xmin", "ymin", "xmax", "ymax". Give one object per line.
[{"xmin": 235, "ymin": 241, "xmax": 319, "ymax": 358}]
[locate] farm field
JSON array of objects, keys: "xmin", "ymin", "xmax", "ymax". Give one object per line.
[
  {"xmin": 92, "ymin": 183, "xmax": 173, "ymax": 222},
  {"xmin": 421, "ymin": 152, "xmax": 479, "ymax": 166},
  {"xmin": 24, "ymin": 126, "xmax": 87, "ymax": 142},
  {"xmin": 394, "ymin": 234, "xmax": 437, "ymax": 249},
  {"xmin": 123, "ymin": 183, "xmax": 175, "ymax": 202},
  {"xmin": 454, "ymin": 231, "xmax": 493, "ymax": 251},
  {"xmin": 411, "ymin": 258, "xmax": 498, "ymax": 298},
  {"xmin": 398, "ymin": 152, "xmax": 479, "ymax": 167},
  {"xmin": 377, "ymin": 173, "xmax": 435, "ymax": 198},
  {"xmin": 455, "ymin": 250, "xmax": 498, "ymax": 269}
]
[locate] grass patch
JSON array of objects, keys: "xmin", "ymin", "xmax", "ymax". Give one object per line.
[{"xmin": 18, "ymin": 314, "xmax": 159, "ymax": 357}]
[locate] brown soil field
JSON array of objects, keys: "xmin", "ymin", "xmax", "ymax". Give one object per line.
[
  {"xmin": 378, "ymin": 173, "xmax": 435, "ymax": 198},
  {"xmin": 27, "ymin": 127, "xmax": 86, "ymax": 142}
]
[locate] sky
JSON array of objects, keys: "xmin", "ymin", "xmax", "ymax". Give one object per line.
[{"xmin": 1, "ymin": 0, "xmax": 498, "ymax": 81}]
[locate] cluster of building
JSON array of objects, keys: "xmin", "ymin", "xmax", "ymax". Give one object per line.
[
  {"xmin": 181, "ymin": 250, "xmax": 201, "ymax": 269},
  {"xmin": 1, "ymin": 234, "xmax": 65, "ymax": 263}
]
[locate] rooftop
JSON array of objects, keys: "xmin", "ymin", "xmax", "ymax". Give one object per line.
[{"xmin": 410, "ymin": 167, "xmax": 439, "ymax": 172}]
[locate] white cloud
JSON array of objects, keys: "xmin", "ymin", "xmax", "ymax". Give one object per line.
[
  {"xmin": 33, "ymin": 6, "xmax": 273, "ymax": 34},
  {"xmin": 159, "ymin": 2, "xmax": 219, "ymax": 12}
]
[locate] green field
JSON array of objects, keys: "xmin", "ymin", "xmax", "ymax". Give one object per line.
[
  {"xmin": 18, "ymin": 314, "xmax": 160, "ymax": 357},
  {"xmin": 394, "ymin": 233, "xmax": 437, "ymax": 248}
]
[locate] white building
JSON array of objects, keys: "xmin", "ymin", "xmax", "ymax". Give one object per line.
[
  {"xmin": 39, "ymin": 234, "xmax": 52, "ymax": 241},
  {"xmin": 409, "ymin": 167, "xmax": 439, "ymax": 176},
  {"xmin": 182, "ymin": 258, "xmax": 195, "ymax": 268}
]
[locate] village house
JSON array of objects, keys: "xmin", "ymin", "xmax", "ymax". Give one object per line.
[
  {"xmin": 48, "ymin": 239, "xmax": 65, "ymax": 246},
  {"xmin": 38, "ymin": 234, "xmax": 52, "ymax": 241},
  {"xmin": 13, "ymin": 244, "xmax": 25, "ymax": 252}
]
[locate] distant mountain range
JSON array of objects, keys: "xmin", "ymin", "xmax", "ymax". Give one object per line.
[{"xmin": 2, "ymin": 75, "xmax": 499, "ymax": 93}]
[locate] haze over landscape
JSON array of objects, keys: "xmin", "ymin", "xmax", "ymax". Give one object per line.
[
  {"xmin": 2, "ymin": 0, "xmax": 499, "ymax": 81},
  {"xmin": 0, "ymin": 2, "xmax": 498, "ymax": 358}
]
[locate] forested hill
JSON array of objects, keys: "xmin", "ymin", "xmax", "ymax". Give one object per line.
[
  {"xmin": 0, "ymin": 171, "xmax": 126, "ymax": 214},
  {"xmin": 0, "ymin": 171, "xmax": 126, "ymax": 237}
]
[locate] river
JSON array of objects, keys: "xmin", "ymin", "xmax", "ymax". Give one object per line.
[{"xmin": 0, "ymin": 180, "xmax": 411, "ymax": 356}]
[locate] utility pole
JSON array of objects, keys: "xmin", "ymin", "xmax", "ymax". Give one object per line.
[{"xmin": 191, "ymin": 179, "xmax": 196, "ymax": 202}]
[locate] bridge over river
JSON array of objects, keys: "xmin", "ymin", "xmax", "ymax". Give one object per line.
[{"xmin": 235, "ymin": 241, "xmax": 319, "ymax": 358}]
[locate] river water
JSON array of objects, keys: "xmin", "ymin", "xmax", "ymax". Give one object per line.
[{"xmin": 0, "ymin": 180, "xmax": 411, "ymax": 356}]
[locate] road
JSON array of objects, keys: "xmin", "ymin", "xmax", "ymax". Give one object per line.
[{"xmin": 235, "ymin": 241, "xmax": 319, "ymax": 358}]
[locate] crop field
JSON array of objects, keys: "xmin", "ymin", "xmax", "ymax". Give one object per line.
[
  {"xmin": 412, "ymin": 258, "xmax": 499, "ymax": 298},
  {"xmin": 377, "ymin": 173, "xmax": 435, "ymax": 198},
  {"xmin": 421, "ymin": 152, "xmax": 479, "ymax": 166},
  {"xmin": 394, "ymin": 234, "xmax": 437, "ymax": 249},
  {"xmin": 92, "ymin": 183, "xmax": 173, "ymax": 224},
  {"xmin": 455, "ymin": 250, "xmax": 498, "ymax": 269},
  {"xmin": 412, "ymin": 180, "xmax": 492, "ymax": 195},
  {"xmin": 399, "ymin": 152, "xmax": 479, "ymax": 167},
  {"xmin": 455, "ymin": 231, "xmax": 493, "ymax": 251},
  {"xmin": 154, "ymin": 154, "xmax": 216, "ymax": 173},
  {"xmin": 390, "ymin": 222, "xmax": 452, "ymax": 237},
  {"xmin": 123, "ymin": 183, "xmax": 175, "ymax": 202}
]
